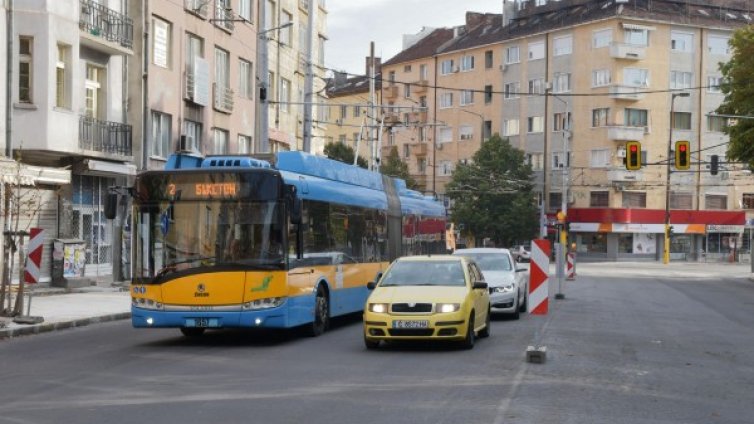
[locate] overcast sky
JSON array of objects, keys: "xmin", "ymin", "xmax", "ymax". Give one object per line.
[{"xmin": 326, "ymin": 0, "xmax": 502, "ymax": 76}]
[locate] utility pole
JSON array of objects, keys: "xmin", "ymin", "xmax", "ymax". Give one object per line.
[
  {"xmin": 369, "ymin": 42, "xmax": 376, "ymax": 170},
  {"xmin": 302, "ymin": 0, "xmax": 315, "ymax": 153},
  {"xmin": 2, "ymin": 0, "xmax": 14, "ymax": 311},
  {"xmin": 256, "ymin": 0, "xmax": 269, "ymax": 153}
]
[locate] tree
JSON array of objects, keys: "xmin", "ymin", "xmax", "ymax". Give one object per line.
[
  {"xmin": 323, "ymin": 142, "xmax": 368, "ymax": 168},
  {"xmin": 380, "ymin": 146, "xmax": 416, "ymax": 189},
  {"xmin": 445, "ymin": 134, "xmax": 538, "ymax": 247},
  {"xmin": 717, "ymin": 26, "xmax": 754, "ymax": 167}
]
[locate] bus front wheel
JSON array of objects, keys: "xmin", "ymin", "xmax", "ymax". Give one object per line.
[{"xmin": 306, "ymin": 286, "xmax": 329, "ymax": 337}]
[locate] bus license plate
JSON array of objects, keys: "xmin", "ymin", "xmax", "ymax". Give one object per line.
[
  {"xmin": 393, "ymin": 320, "xmax": 429, "ymax": 329},
  {"xmin": 186, "ymin": 318, "xmax": 219, "ymax": 328}
]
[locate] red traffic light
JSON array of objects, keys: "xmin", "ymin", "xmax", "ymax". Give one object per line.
[
  {"xmin": 630, "ymin": 145, "xmax": 638, "ymax": 152},
  {"xmin": 679, "ymin": 144, "xmax": 687, "ymax": 152}
]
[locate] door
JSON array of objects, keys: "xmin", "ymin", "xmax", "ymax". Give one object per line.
[
  {"xmin": 468, "ymin": 263, "xmax": 486, "ymax": 328},
  {"xmin": 72, "ymin": 175, "xmax": 114, "ymax": 278}
]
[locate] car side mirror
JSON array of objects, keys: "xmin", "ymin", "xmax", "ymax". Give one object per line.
[
  {"xmin": 367, "ymin": 281, "xmax": 377, "ymax": 290},
  {"xmin": 472, "ymin": 281, "xmax": 488, "ymax": 290},
  {"xmin": 104, "ymin": 193, "xmax": 118, "ymax": 220}
]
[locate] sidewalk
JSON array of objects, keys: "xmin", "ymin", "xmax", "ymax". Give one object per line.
[{"xmin": 0, "ymin": 282, "xmax": 131, "ymax": 339}]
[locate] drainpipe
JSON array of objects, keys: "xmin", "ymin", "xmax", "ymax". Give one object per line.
[
  {"xmin": 3, "ymin": 0, "xmax": 15, "ymax": 301},
  {"xmin": 141, "ymin": 0, "xmax": 149, "ymax": 170}
]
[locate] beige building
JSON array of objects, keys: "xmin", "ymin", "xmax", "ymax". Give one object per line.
[{"xmin": 379, "ymin": 0, "xmax": 754, "ymax": 261}]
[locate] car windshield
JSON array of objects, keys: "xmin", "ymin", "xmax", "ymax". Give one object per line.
[
  {"xmin": 379, "ymin": 260, "xmax": 466, "ymax": 287},
  {"xmin": 459, "ymin": 253, "xmax": 512, "ymax": 271}
]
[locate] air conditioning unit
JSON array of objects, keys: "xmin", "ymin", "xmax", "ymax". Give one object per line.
[
  {"xmin": 460, "ymin": 134, "xmax": 473, "ymax": 140},
  {"xmin": 178, "ymin": 135, "xmax": 194, "ymax": 152}
]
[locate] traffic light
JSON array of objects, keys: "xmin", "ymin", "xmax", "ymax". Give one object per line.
[
  {"xmin": 710, "ymin": 154, "xmax": 719, "ymax": 176},
  {"xmin": 625, "ymin": 141, "xmax": 642, "ymax": 170},
  {"xmin": 675, "ymin": 140, "xmax": 690, "ymax": 170}
]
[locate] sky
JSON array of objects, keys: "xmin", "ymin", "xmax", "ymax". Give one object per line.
[{"xmin": 326, "ymin": 0, "xmax": 502, "ymax": 76}]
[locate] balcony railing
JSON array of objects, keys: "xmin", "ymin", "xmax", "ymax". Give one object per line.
[
  {"xmin": 410, "ymin": 143, "xmax": 428, "ymax": 156},
  {"xmin": 184, "ymin": 0, "xmax": 209, "ymax": 18},
  {"xmin": 79, "ymin": 0, "xmax": 133, "ymax": 49},
  {"xmin": 607, "ymin": 125, "xmax": 648, "ymax": 141},
  {"xmin": 609, "ymin": 84, "xmax": 646, "ymax": 101},
  {"xmin": 382, "ymin": 85, "xmax": 398, "ymax": 99},
  {"xmin": 213, "ymin": 83, "xmax": 234, "ymax": 113},
  {"xmin": 79, "ymin": 116, "xmax": 132, "ymax": 156},
  {"xmin": 609, "ymin": 42, "xmax": 646, "ymax": 60},
  {"xmin": 214, "ymin": 3, "xmax": 235, "ymax": 32}
]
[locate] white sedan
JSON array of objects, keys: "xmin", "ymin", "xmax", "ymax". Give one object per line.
[{"xmin": 453, "ymin": 248, "xmax": 528, "ymax": 319}]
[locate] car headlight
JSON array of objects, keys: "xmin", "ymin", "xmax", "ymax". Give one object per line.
[
  {"xmin": 492, "ymin": 285, "xmax": 514, "ymax": 293},
  {"xmin": 369, "ymin": 303, "xmax": 389, "ymax": 313},
  {"xmin": 436, "ymin": 303, "xmax": 460, "ymax": 313}
]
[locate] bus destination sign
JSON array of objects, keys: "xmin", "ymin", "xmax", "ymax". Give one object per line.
[{"xmin": 167, "ymin": 182, "xmax": 239, "ymax": 199}]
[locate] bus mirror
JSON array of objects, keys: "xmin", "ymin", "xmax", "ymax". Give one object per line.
[
  {"xmin": 290, "ymin": 197, "xmax": 302, "ymax": 225},
  {"xmin": 104, "ymin": 193, "xmax": 118, "ymax": 220}
]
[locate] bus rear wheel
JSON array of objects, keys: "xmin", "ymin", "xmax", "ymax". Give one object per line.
[
  {"xmin": 306, "ymin": 286, "xmax": 329, "ymax": 337},
  {"xmin": 180, "ymin": 327, "xmax": 205, "ymax": 337}
]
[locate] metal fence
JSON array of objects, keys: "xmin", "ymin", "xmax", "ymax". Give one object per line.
[
  {"xmin": 79, "ymin": 0, "xmax": 134, "ymax": 49},
  {"xmin": 79, "ymin": 116, "xmax": 132, "ymax": 157}
]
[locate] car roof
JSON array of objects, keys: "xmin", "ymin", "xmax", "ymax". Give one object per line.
[
  {"xmin": 397, "ymin": 255, "xmax": 467, "ymax": 262},
  {"xmin": 453, "ymin": 248, "xmax": 511, "ymax": 255}
]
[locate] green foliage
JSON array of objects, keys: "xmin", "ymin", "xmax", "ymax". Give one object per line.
[
  {"xmin": 323, "ymin": 142, "xmax": 368, "ymax": 168},
  {"xmin": 445, "ymin": 134, "xmax": 538, "ymax": 246},
  {"xmin": 717, "ymin": 26, "xmax": 754, "ymax": 167},
  {"xmin": 380, "ymin": 146, "xmax": 417, "ymax": 189}
]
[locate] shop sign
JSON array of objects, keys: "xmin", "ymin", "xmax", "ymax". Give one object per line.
[
  {"xmin": 707, "ymin": 225, "xmax": 744, "ymax": 233},
  {"xmin": 612, "ymin": 223, "xmax": 665, "ymax": 234}
]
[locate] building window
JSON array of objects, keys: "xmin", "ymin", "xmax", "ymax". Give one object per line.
[
  {"xmin": 529, "ymin": 78, "xmax": 545, "ymax": 95},
  {"xmin": 280, "ymin": 11, "xmax": 292, "ymax": 45},
  {"xmin": 670, "ymin": 192, "xmax": 693, "ymax": 209},
  {"xmin": 353, "ymin": 105, "xmax": 361, "ymax": 117},
  {"xmin": 624, "ymin": 68, "xmax": 649, "ymax": 87},
  {"xmin": 151, "ymin": 111, "xmax": 172, "ymax": 158},
  {"xmin": 552, "ymin": 152, "xmax": 569, "ymax": 168},
  {"xmin": 18, "ymin": 37, "xmax": 32, "ymax": 103},
  {"xmin": 265, "ymin": 0, "xmax": 275, "ymax": 29},
  {"xmin": 213, "ymin": 128, "xmax": 229, "ymax": 154},
  {"xmin": 440, "ymin": 93, "xmax": 453, "ymax": 108},
  {"xmin": 624, "ymin": 28, "xmax": 649, "ymax": 46},
  {"xmin": 460, "ymin": 55, "xmax": 474, "ymax": 71},
  {"xmin": 238, "ymin": 134, "xmax": 253, "ymax": 154},
  {"xmin": 56, "ymin": 44, "xmax": 70, "ymax": 109},
  {"xmin": 185, "ymin": 33, "xmax": 203, "ymax": 93},
  {"xmin": 459, "ymin": 125, "xmax": 473, "ymax": 141},
  {"xmin": 553, "ymin": 35, "xmax": 572, "ymax": 56},
  {"xmin": 239, "ymin": 59, "xmax": 253, "ymax": 99},
  {"xmin": 590, "ymin": 191, "xmax": 609, "ymax": 207},
  {"xmin": 592, "ymin": 108, "xmax": 609, "ymax": 127},
  {"xmin": 670, "ymin": 71, "xmax": 693, "ymax": 89},
  {"xmin": 622, "ymin": 192, "xmax": 647, "ymax": 208},
  {"xmin": 671, "ymin": 31, "xmax": 693, "ymax": 52},
  {"xmin": 549, "ymin": 192, "xmax": 563, "ymax": 212},
  {"xmin": 419, "ymin": 96, "xmax": 427, "ymax": 107},
  {"xmin": 708, "ymin": 76, "xmax": 723, "ymax": 93},
  {"xmin": 239, "ymin": 0, "xmax": 252, "ymax": 21},
  {"xmin": 404, "ymin": 83, "xmax": 411, "ymax": 98},
  {"xmin": 439, "ymin": 161, "xmax": 454, "ymax": 176},
  {"xmin": 526, "ymin": 153, "xmax": 543, "ymax": 170},
  {"xmin": 528, "ymin": 40, "xmax": 545, "ymax": 60},
  {"xmin": 708, "ymin": 35, "xmax": 730, "ymax": 55},
  {"xmin": 402, "ymin": 143, "xmax": 409, "ymax": 158},
  {"xmin": 705, "ymin": 194, "xmax": 727, "ymax": 210},
  {"xmin": 484, "ymin": 85, "xmax": 493, "ymax": 104},
  {"xmin": 439, "ymin": 127, "xmax": 453, "ymax": 143},
  {"xmin": 553, "ymin": 73, "xmax": 571, "ymax": 93},
  {"xmin": 506, "ymin": 46, "xmax": 520, "ymax": 64},
  {"xmin": 279, "ymin": 77, "xmax": 290, "ymax": 112},
  {"xmin": 403, "ymin": 64, "xmax": 412, "ymax": 72},
  {"xmin": 503, "ymin": 119, "xmax": 519, "ymax": 136},
  {"xmin": 553, "ymin": 112, "xmax": 571, "ymax": 131},
  {"xmin": 592, "ymin": 69, "xmax": 611, "ymax": 87},
  {"xmin": 504, "ymin": 82, "xmax": 520, "ymax": 99},
  {"xmin": 318, "ymin": 34, "xmax": 326, "ymax": 66},
  {"xmin": 528, "ymin": 116, "xmax": 544, "ymax": 133},
  {"xmin": 418, "ymin": 158, "xmax": 427, "ymax": 174},
  {"xmin": 85, "ymin": 64, "xmax": 104, "ymax": 119},
  {"xmin": 419, "ymin": 64, "xmax": 428, "ymax": 79},
  {"xmin": 707, "ymin": 116, "xmax": 729, "ymax": 132},
  {"xmin": 624, "ymin": 108, "xmax": 648, "ymax": 127},
  {"xmin": 152, "ymin": 17, "xmax": 171, "ymax": 68},
  {"xmin": 742, "ymin": 193, "xmax": 754, "ymax": 209},
  {"xmin": 183, "ymin": 119, "xmax": 202, "ymax": 153},
  {"xmin": 460, "ymin": 90, "xmax": 474, "ymax": 106},
  {"xmin": 338, "ymin": 134, "xmax": 346, "ymax": 144},
  {"xmin": 441, "ymin": 59, "xmax": 454, "ymax": 75},
  {"xmin": 485, "ymin": 50, "xmax": 493, "ymax": 69},
  {"xmin": 592, "ymin": 29, "xmax": 612, "ymax": 48},
  {"xmin": 672, "ymin": 112, "xmax": 692, "ymax": 130}
]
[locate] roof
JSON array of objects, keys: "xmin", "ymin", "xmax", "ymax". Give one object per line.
[
  {"xmin": 438, "ymin": 14, "xmax": 506, "ymax": 54},
  {"xmin": 382, "ymin": 28, "xmax": 455, "ymax": 67},
  {"xmin": 397, "ymin": 255, "xmax": 465, "ymax": 262},
  {"xmin": 453, "ymin": 248, "xmax": 512, "ymax": 255},
  {"xmin": 326, "ymin": 74, "xmax": 380, "ymax": 97}
]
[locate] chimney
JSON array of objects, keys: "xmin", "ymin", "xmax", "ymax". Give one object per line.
[
  {"xmin": 334, "ymin": 71, "xmax": 347, "ymax": 88},
  {"xmin": 365, "ymin": 56, "xmax": 382, "ymax": 75},
  {"xmin": 465, "ymin": 12, "xmax": 485, "ymax": 29},
  {"xmin": 502, "ymin": 0, "xmax": 516, "ymax": 26}
]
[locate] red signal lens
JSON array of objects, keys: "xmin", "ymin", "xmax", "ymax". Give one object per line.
[
  {"xmin": 630, "ymin": 145, "xmax": 638, "ymax": 152},
  {"xmin": 680, "ymin": 145, "xmax": 687, "ymax": 152}
]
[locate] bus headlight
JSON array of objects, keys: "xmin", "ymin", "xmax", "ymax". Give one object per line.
[
  {"xmin": 139, "ymin": 299, "xmax": 164, "ymax": 310},
  {"xmin": 244, "ymin": 297, "xmax": 285, "ymax": 310}
]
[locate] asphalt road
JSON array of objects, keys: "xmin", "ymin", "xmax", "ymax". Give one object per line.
[{"xmin": 1, "ymin": 266, "xmax": 753, "ymax": 424}]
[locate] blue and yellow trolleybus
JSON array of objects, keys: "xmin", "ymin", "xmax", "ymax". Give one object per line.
[{"xmin": 120, "ymin": 151, "xmax": 446, "ymax": 337}]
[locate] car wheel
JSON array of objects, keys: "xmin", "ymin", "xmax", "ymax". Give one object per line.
[
  {"xmin": 305, "ymin": 286, "xmax": 329, "ymax": 337},
  {"xmin": 180, "ymin": 327, "xmax": 205, "ymax": 337},
  {"xmin": 519, "ymin": 289, "xmax": 527, "ymax": 313},
  {"xmin": 511, "ymin": 291, "xmax": 521, "ymax": 320},
  {"xmin": 478, "ymin": 308, "xmax": 491, "ymax": 338},
  {"xmin": 461, "ymin": 313, "xmax": 475, "ymax": 350},
  {"xmin": 364, "ymin": 336, "xmax": 380, "ymax": 350}
]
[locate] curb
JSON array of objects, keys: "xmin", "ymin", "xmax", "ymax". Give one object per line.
[{"xmin": 0, "ymin": 312, "xmax": 131, "ymax": 340}]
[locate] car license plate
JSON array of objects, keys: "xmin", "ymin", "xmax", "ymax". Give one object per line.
[
  {"xmin": 393, "ymin": 320, "xmax": 429, "ymax": 329},
  {"xmin": 185, "ymin": 318, "xmax": 220, "ymax": 328}
]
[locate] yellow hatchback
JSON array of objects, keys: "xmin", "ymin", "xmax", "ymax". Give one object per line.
[{"xmin": 363, "ymin": 255, "xmax": 491, "ymax": 350}]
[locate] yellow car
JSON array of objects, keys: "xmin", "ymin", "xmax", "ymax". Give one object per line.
[{"xmin": 363, "ymin": 255, "xmax": 491, "ymax": 350}]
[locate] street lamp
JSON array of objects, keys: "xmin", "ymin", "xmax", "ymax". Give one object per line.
[
  {"xmin": 460, "ymin": 109, "xmax": 486, "ymax": 144},
  {"xmin": 256, "ymin": 20, "xmax": 294, "ymax": 153},
  {"xmin": 664, "ymin": 92, "xmax": 690, "ymax": 264}
]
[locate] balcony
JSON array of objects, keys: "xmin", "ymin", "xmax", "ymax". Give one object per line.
[
  {"xmin": 79, "ymin": 0, "xmax": 133, "ymax": 54},
  {"xmin": 213, "ymin": 3, "xmax": 235, "ymax": 32},
  {"xmin": 79, "ymin": 116, "xmax": 132, "ymax": 157},
  {"xmin": 383, "ymin": 113, "xmax": 401, "ymax": 124},
  {"xmin": 414, "ymin": 80, "xmax": 429, "ymax": 94},
  {"xmin": 213, "ymin": 83, "xmax": 234, "ymax": 113},
  {"xmin": 184, "ymin": 0, "xmax": 210, "ymax": 18},
  {"xmin": 607, "ymin": 168, "xmax": 644, "ymax": 182},
  {"xmin": 382, "ymin": 85, "xmax": 398, "ymax": 99},
  {"xmin": 410, "ymin": 143, "xmax": 428, "ymax": 156},
  {"xmin": 609, "ymin": 42, "xmax": 646, "ymax": 60},
  {"xmin": 609, "ymin": 84, "xmax": 646, "ymax": 101},
  {"xmin": 409, "ymin": 110, "xmax": 428, "ymax": 123},
  {"xmin": 381, "ymin": 145, "xmax": 397, "ymax": 157},
  {"xmin": 607, "ymin": 125, "xmax": 648, "ymax": 141}
]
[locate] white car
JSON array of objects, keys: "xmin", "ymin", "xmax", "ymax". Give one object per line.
[{"xmin": 453, "ymin": 248, "xmax": 528, "ymax": 319}]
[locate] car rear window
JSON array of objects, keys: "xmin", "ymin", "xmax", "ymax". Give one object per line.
[
  {"xmin": 460, "ymin": 253, "xmax": 512, "ymax": 271},
  {"xmin": 380, "ymin": 260, "xmax": 466, "ymax": 287}
]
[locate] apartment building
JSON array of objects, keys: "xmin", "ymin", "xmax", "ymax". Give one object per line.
[
  {"xmin": 262, "ymin": 0, "xmax": 328, "ymax": 154},
  {"xmin": 324, "ymin": 58, "xmax": 382, "ymax": 165},
  {"xmin": 382, "ymin": 0, "xmax": 754, "ymax": 261},
  {"xmin": 2, "ymin": 0, "xmax": 135, "ymax": 283}
]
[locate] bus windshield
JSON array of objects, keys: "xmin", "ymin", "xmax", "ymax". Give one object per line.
[{"xmin": 135, "ymin": 199, "xmax": 285, "ymax": 280}]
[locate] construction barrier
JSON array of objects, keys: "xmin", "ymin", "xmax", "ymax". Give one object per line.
[
  {"xmin": 528, "ymin": 239, "xmax": 551, "ymax": 315},
  {"xmin": 24, "ymin": 228, "xmax": 44, "ymax": 285},
  {"xmin": 566, "ymin": 252, "xmax": 575, "ymax": 280}
]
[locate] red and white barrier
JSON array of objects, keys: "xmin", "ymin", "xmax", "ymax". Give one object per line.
[
  {"xmin": 24, "ymin": 228, "xmax": 44, "ymax": 284},
  {"xmin": 566, "ymin": 252, "xmax": 575, "ymax": 280},
  {"xmin": 528, "ymin": 239, "xmax": 551, "ymax": 315}
]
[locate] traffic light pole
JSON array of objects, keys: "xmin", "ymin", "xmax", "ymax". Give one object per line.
[{"xmin": 664, "ymin": 92, "xmax": 689, "ymax": 264}]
